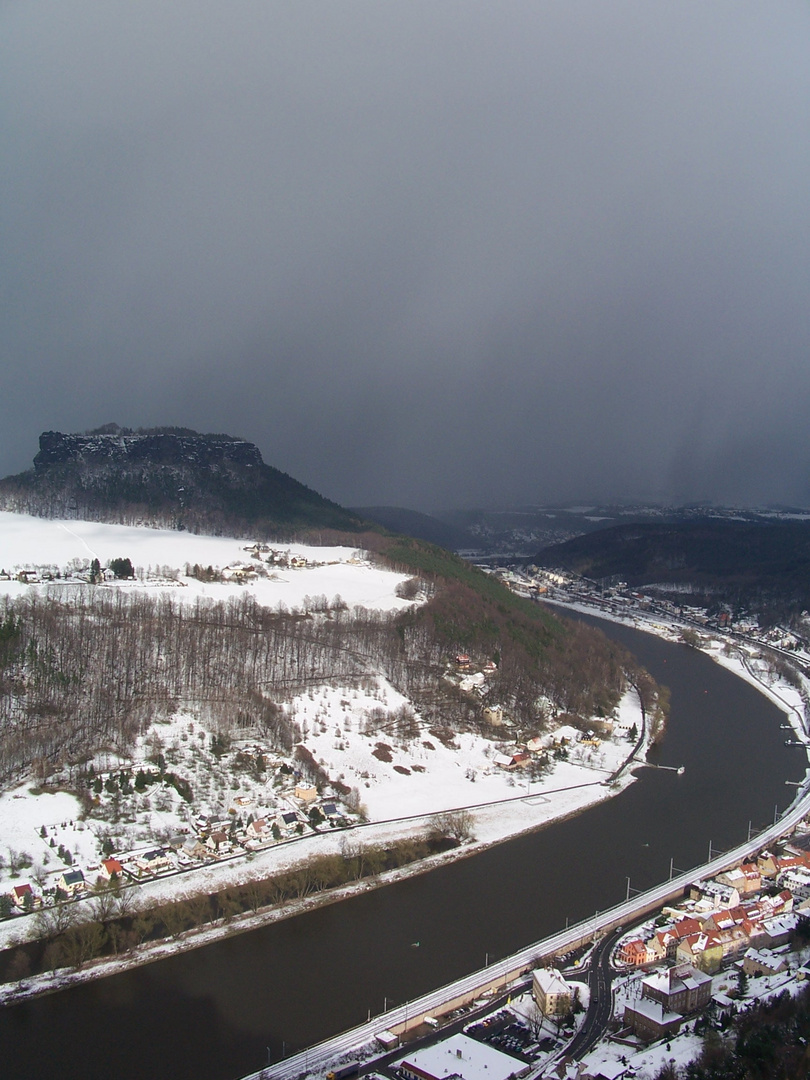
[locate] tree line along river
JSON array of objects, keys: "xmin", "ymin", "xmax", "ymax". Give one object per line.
[{"xmin": 0, "ymin": 615, "xmax": 800, "ymax": 1080}]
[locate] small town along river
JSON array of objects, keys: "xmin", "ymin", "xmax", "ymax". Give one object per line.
[{"xmin": 0, "ymin": 616, "xmax": 801, "ymax": 1080}]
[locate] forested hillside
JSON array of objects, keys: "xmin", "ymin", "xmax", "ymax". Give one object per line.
[
  {"xmin": 0, "ymin": 578, "xmax": 650, "ymax": 785},
  {"xmin": 0, "ymin": 428, "xmax": 665, "ymax": 788}
]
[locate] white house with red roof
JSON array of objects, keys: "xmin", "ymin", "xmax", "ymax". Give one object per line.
[
  {"xmin": 12, "ymin": 883, "xmax": 39, "ymax": 910},
  {"xmin": 101, "ymin": 857, "xmax": 123, "ymax": 880}
]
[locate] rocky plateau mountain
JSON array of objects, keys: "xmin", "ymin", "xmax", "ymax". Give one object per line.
[{"xmin": 0, "ymin": 426, "xmax": 364, "ymax": 538}]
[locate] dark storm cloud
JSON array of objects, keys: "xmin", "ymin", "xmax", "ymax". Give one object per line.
[{"xmin": 2, "ymin": 1, "xmax": 810, "ymax": 510}]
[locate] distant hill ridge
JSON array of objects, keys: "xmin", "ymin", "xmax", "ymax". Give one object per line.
[
  {"xmin": 0, "ymin": 426, "xmax": 364, "ymax": 538},
  {"xmin": 535, "ymin": 518, "xmax": 810, "ymax": 615},
  {"xmin": 351, "ymin": 505, "xmax": 475, "ymax": 552}
]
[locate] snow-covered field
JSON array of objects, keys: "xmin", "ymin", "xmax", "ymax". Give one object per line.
[
  {"xmin": 0, "ymin": 510, "xmax": 414, "ymax": 612},
  {"xmin": 287, "ymin": 681, "xmax": 642, "ymax": 821}
]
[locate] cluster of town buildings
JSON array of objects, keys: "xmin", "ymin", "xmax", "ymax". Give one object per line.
[
  {"xmin": 1, "ymin": 543, "xmax": 325, "ymax": 589},
  {"xmin": 617, "ymin": 850, "xmax": 810, "ymax": 977},
  {"xmin": 352, "ymin": 842, "xmax": 810, "ymax": 1080},
  {"xmin": 499, "ymin": 565, "xmax": 809, "ymax": 657}
]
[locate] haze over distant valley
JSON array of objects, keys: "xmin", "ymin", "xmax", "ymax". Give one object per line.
[{"xmin": 2, "ymin": 2, "xmax": 810, "ymax": 512}]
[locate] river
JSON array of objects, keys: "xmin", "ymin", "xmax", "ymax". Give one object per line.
[{"xmin": 0, "ymin": 617, "xmax": 800, "ymax": 1080}]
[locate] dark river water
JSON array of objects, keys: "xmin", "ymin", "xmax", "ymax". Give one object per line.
[{"xmin": 0, "ymin": 616, "xmax": 800, "ymax": 1080}]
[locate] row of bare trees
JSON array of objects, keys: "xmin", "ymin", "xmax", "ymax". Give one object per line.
[{"xmin": 1, "ymin": 831, "xmax": 454, "ymax": 979}]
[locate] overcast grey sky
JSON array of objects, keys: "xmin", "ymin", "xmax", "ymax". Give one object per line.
[{"xmin": 2, "ymin": 1, "xmax": 809, "ymax": 511}]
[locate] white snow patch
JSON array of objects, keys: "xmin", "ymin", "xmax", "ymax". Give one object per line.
[{"xmin": 0, "ymin": 511, "xmax": 414, "ymax": 612}]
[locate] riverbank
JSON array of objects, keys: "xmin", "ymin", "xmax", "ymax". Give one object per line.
[
  {"xmin": 0, "ymin": 786, "xmax": 626, "ymax": 1007},
  {"xmin": 3, "ymin": 602, "xmax": 805, "ymax": 1012},
  {"xmin": 548, "ymin": 597, "xmax": 810, "ymax": 747},
  {"xmin": 0, "ymin": 684, "xmax": 649, "ymax": 1005}
]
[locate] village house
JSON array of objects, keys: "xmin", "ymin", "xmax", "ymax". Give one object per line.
[
  {"xmin": 494, "ymin": 749, "xmax": 531, "ymax": 770},
  {"xmin": 577, "ymin": 1057, "xmax": 629, "ymax": 1080},
  {"xmin": 482, "ymin": 705, "xmax": 505, "ymax": 726},
  {"xmin": 247, "ymin": 817, "xmax": 266, "ymax": 837},
  {"xmin": 712, "ymin": 990, "xmax": 736, "ymax": 1023},
  {"xmin": 647, "ymin": 916, "xmax": 702, "ymax": 963},
  {"xmin": 762, "ymin": 888, "xmax": 794, "ymax": 916},
  {"xmin": 134, "ymin": 848, "xmax": 171, "ymax": 874},
  {"xmin": 647, "ymin": 931, "xmax": 673, "ymax": 964},
  {"xmin": 294, "ymin": 785, "xmax": 318, "ymax": 803},
  {"xmin": 533, "ymin": 967, "xmax": 573, "ymax": 1016},
  {"xmin": 716, "ymin": 863, "xmax": 762, "ymax": 896},
  {"xmin": 243, "ymin": 542, "xmax": 270, "ymax": 556},
  {"xmin": 714, "ymin": 924, "xmax": 757, "ymax": 963},
  {"xmin": 459, "ymin": 671, "xmax": 487, "ymax": 694},
  {"xmin": 674, "ymin": 932, "xmax": 724, "ymax": 974},
  {"xmin": 756, "ymin": 852, "xmax": 780, "ymax": 879},
  {"xmin": 777, "ymin": 866, "xmax": 810, "ymax": 900},
  {"xmin": 221, "ymin": 563, "xmax": 258, "ymax": 582},
  {"xmin": 205, "ymin": 831, "xmax": 232, "ymax": 855},
  {"xmin": 12, "ymin": 883, "xmax": 39, "ymax": 910},
  {"xmin": 617, "ymin": 939, "xmax": 655, "ymax": 967},
  {"xmin": 623, "ymin": 998, "xmax": 683, "ymax": 1043},
  {"xmin": 760, "ymin": 913, "xmax": 799, "ymax": 947},
  {"xmin": 690, "ymin": 880, "xmax": 741, "ymax": 911},
  {"xmin": 182, "ymin": 837, "xmax": 208, "ymax": 861},
  {"xmin": 742, "ymin": 947, "xmax": 789, "ymax": 978},
  {"xmin": 57, "ymin": 868, "xmax": 86, "ymax": 897},
  {"xmin": 641, "ymin": 963, "xmax": 712, "ymax": 1015},
  {"xmin": 100, "ymin": 857, "xmax": 123, "ymax": 881}
]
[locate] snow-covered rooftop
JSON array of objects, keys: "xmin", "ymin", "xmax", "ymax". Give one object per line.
[{"xmin": 397, "ymin": 1033, "xmax": 527, "ymax": 1080}]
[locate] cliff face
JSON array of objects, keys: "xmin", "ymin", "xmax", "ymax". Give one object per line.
[
  {"xmin": 34, "ymin": 430, "xmax": 264, "ymax": 472},
  {"xmin": 0, "ymin": 428, "xmax": 364, "ymax": 538}
]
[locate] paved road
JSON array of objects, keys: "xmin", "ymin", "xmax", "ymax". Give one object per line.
[{"xmin": 566, "ymin": 928, "xmax": 623, "ymax": 1061}]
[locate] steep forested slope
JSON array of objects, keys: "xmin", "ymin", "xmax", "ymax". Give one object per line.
[{"xmin": 0, "ymin": 581, "xmax": 653, "ymax": 783}]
